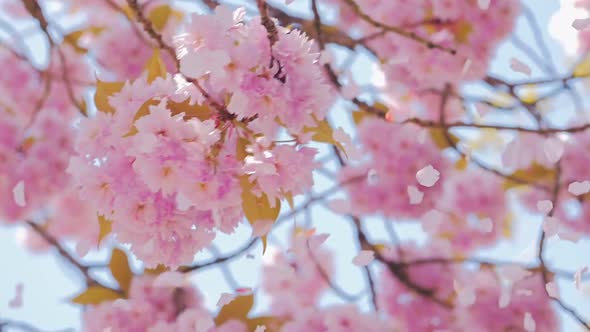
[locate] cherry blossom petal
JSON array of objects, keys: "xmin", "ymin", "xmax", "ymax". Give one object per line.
[
  {"xmin": 352, "ymin": 250, "xmax": 375, "ymax": 266},
  {"xmin": 12, "ymin": 180, "xmax": 25, "ymax": 207},
  {"xmin": 568, "ymin": 180, "xmax": 590, "ymax": 196},
  {"xmin": 573, "ymin": 17, "xmax": 590, "ymax": 31},
  {"xmin": 546, "ymin": 281, "xmax": 558, "ymax": 298},
  {"xmin": 251, "ymin": 219, "xmax": 274, "ymax": 237},
  {"xmin": 574, "ymin": 266, "xmax": 588, "ymax": 290},
  {"xmin": 416, "ymin": 164, "xmax": 440, "ymax": 187},
  {"xmin": 216, "ymin": 293, "xmax": 234, "ymax": 308},
  {"xmin": 536, "ymin": 200, "xmax": 553, "ymax": 214},
  {"xmin": 510, "ymin": 58, "xmax": 532, "ymax": 76},
  {"xmin": 524, "ymin": 312, "xmax": 536, "ymax": 332},
  {"xmin": 407, "ymin": 185, "xmax": 424, "ymax": 205}
]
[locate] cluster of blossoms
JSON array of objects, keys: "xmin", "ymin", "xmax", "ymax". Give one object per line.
[
  {"xmin": 338, "ymin": 118, "xmax": 509, "ymax": 253},
  {"xmin": 378, "ymin": 243, "xmax": 558, "ymax": 332},
  {"xmin": 506, "ymin": 131, "xmax": 590, "ymax": 237},
  {"xmin": 83, "ymin": 272, "xmax": 241, "ymax": 332},
  {"xmin": 68, "ymin": 6, "xmax": 334, "ymax": 267},
  {"xmin": 0, "ymin": 44, "xmax": 91, "ymax": 224},
  {"xmin": 327, "ymin": 0, "xmax": 519, "ymax": 90}
]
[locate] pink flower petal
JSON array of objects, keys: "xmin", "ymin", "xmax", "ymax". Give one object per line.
[
  {"xmin": 416, "ymin": 164, "xmax": 440, "ymax": 187},
  {"xmin": 524, "ymin": 312, "xmax": 536, "ymax": 332},
  {"xmin": 546, "ymin": 281, "xmax": 558, "ymax": 298},
  {"xmin": 559, "ymin": 229, "xmax": 583, "ymax": 243},
  {"xmin": 12, "ymin": 181, "xmax": 25, "ymax": 207},
  {"xmin": 574, "ymin": 266, "xmax": 588, "ymax": 290},
  {"xmin": 543, "ymin": 216, "xmax": 560, "ymax": 237},
  {"xmin": 536, "ymin": 200, "xmax": 553, "ymax": 214},
  {"xmin": 8, "ymin": 283, "xmax": 23, "ymax": 309},
  {"xmin": 352, "ymin": 250, "xmax": 374, "ymax": 266},
  {"xmin": 308, "ymin": 233, "xmax": 330, "ymax": 251},
  {"xmin": 480, "ymin": 218, "xmax": 494, "ymax": 233},
  {"xmin": 251, "ymin": 219, "xmax": 274, "ymax": 238},
  {"xmin": 573, "ymin": 18, "xmax": 590, "ymax": 31},
  {"xmin": 407, "ymin": 185, "xmax": 424, "ymax": 205},
  {"xmin": 254, "ymin": 326, "xmax": 266, "ymax": 332},
  {"xmin": 477, "ymin": 0, "xmax": 490, "ymax": 10},
  {"xmin": 543, "ymin": 137, "xmax": 564, "ymax": 163},
  {"xmin": 510, "ymin": 58, "xmax": 532, "ymax": 76},
  {"xmin": 499, "ymin": 286, "xmax": 511, "ymax": 308},
  {"xmin": 568, "ymin": 180, "xmax": 590, "ymax": 196},
  {"xmin": 216, "ymin": 293, "xmax": 234, "ymax": 308}
]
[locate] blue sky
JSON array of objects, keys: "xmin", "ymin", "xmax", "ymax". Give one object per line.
[{"xmin": 1, "ymin": 0, "xmax": 590, "ymax": 331}]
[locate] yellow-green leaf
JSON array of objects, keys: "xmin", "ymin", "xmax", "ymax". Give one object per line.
[
  {"xmin": 429, "ymin": 128, "xmax": 460, "ymax": 149},
  {"xmin": 168, "ymin": 99, "xmax": 212, "ymax": 121},
  {"xmin": 574, "ymin": 55, "xmax": 590, "ymax": 78},
  {"xmin": 97, "ymin": 215, "xmax": 111, "ymax": 246},
  {"xmin": 109, "ymin": 248, "xmax": 133, "ymax": 293},
  {"xmin": 63, "ymin": 27, "xmax": 105, "ymax": 54},
  {"xmin": 503, "ymin": 163, "xmax": 555, "ymax": 190},
  {"xmin": 236, "ymin": 136, "xmax": 250, "ymax": 161},
  {"xmin": 145, "ymin": 264, "xmax": 170, "ymax": 275},
  {"xmin": 148, "ymin": 5, "xmax": 173, "ymax": 32},
  {"xmin": 95, "ymin": 79, "xmax": 125, "ymax": 114},
  {"xmin": 240, "ymin": 177, "xmax": 281, "ymax": 224},
  {"xmin": 144, "ymin": 48, "xmax": 167, "ymax": 83},
  {"xmin": 215, "ymin": 294, "xmax": 254, "ymax": 325},
  {"xmin": 123, "ymin": 98, "xmax": 160, "ymax": 137},
  {"xmin": 452, "ymin": 20, "xmax": 473, "ymax": 44},
  {"xmin": 71, "ymin": 286, "xmax": 123, "ymax": 305},
  {"xmin": 303, "ymin": 118, "xmax": 347, "ymax": 156},
  {"xmin": 455, "ymin": 156, "xmax": 468, "ymax": 170}
]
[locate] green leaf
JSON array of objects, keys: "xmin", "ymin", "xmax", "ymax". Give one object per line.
[
  {"xmin": 71, "ymin": 286, "xmax": 123, "ymax": 305},
  {"xmin": 97, "ymin": 215, "xmax": 111, "ymax": 246},
  {"xmin": 429, "ymin": 128, "xmax": 460, "ymax": 149},
  {"xmin": 94, "ymin": 80, "xmax": 125, "ymax": 114},
  {"xmin": 215, "ymin": 294, "xmax": 254, "ymax": 325},
  {"xmin": 109, "ymin": 248, "xmax": 133, "ymax": 293},
  {"xmin": 144, "ymin": 48, "xmax": 167, "ymax": 84},
  {"xmin": 63, "ymin": 27, "xmax": 105, "ymax": 54}
]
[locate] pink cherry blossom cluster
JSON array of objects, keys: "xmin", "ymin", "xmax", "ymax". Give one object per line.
[
  {"xmin": 68, "ymin": 6, "xmax": 333, "ymax": 267},
  {"xmin": 83, "ymin": 272, "xmax": 218, "ymax": 332},
  {"xmin": 0, "ymin": 46, "xmax": 90, "ymax": 223},
  {"xmin": 338, "ymin": 118, "xmax": 510, "ymax": 253},
  {"xmin": 338, "ymin": 118, "xmax": 450, "ymax": 218},
  {"xmin": 326, "ymin": 0, "xmax": 519, "ymax": 90},
  {"xmin": 378, "ymin": 243, "xmax": 558, "ymax": 332}
]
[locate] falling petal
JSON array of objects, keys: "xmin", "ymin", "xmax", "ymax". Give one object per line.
[
  {"xmin": 254, "ymin": 326, "xmax": 266, "ymax": 332},
  {"xmin": 12, "ymin": 181, "xmax": 25, "ymax": 207},
  {"xmin": 510, "ymin": 58, "xmax": 532, "ymax": 76},
  {"xmin": 480, "ymin": 218, "xmax": 493, "ymax": 233},
  {"xmin": 543, "ymin": 137, "xmax": 564, "ymax": 163},
  {"xmin": 461, "ymin": 58, "xmax": 472, "ymax": 76},
  {"xmin": 543, "ymin": 216, "xmax": 560, "ymax": 237},
  {"xmin": 574, "ymin": 266, "xmax": 588, "ymax": 290},
  {"xmin": 477, "ymin": 0, "xmax": 490, "ymax": 10},
  {"xmin": 308, "ymin": 233, "xmax": 330, "ymax": 251},
  {"xmin": 217, "ymin": 293, "xmax": 234, "ymax": 308},
  {"xmin": 251, "ymin": 219, "xmax": 274, "ymax": 237},
  {"xmin": 524, "ymin": 312, "xmax": 536, "ymax": 332},
  {"xmin": 568, "ymin": 180, "xmax": 590, "ymax": 196},
  {"xmin": 573, "ymin": 17, "xmax": 590, "ymax": 31},
  {"xmin": 8, "ymin": 283, "xmax": 23, "ymax": 309},
  {"xmin": 416, "ymin": 164, "xmax": 440, "ymax": 187},
  {"xmin": 407, "ymin": 185, "xmax": 424, "ymax": 205},
  {"xmin": 352, "ymin": 250, "xmax": 375, "ymax": 266},
  {"xmin": 546, "ymin": 281, "xmax": 558, "ymax": 297},
  {"xmin": 536, "ymin": 200, "xmax": 553, "ymax": 214}
]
